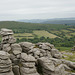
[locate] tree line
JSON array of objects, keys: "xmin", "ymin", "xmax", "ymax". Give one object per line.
[{"xmin": 16, "ymin": 36, "xmax": 75, "ymax": 47}]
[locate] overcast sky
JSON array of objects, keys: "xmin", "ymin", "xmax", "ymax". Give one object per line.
[{"xmin": 0, "ymin": 0, "xmax": 75, "ymax": 21}]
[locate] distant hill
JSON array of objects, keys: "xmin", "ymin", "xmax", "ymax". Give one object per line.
[
  {"xmin": 18, "ymin": 19, "xmax": 46, "ymax": 23},
  {"xmin": 18, "ymin": 18, "xmax": 75, "ymax": 25},
  {"xmin": 0, "ymin": 21, "xmax": 69, "ymax": 31},
  {"xmin": 42, "ymin": 20, "xmax": 75, "ymax": 25}
]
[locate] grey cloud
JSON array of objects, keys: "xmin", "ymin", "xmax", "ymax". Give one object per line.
[{"xmin": 0, "ymin": 0, "xmax": 75, "ymax": 20}]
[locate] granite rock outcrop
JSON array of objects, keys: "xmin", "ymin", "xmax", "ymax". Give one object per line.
[{"xmin": 0, "ymin": 28, "xmax": 75, "ymax": 75}]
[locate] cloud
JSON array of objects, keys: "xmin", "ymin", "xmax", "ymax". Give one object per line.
[{"xmin": 0, "ymin": 0, "xmax": 75, "ymax": 20}]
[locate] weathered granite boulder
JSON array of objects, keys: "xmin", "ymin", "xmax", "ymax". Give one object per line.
[
  {"xmin": 71, "ymin": 73, "xmax": 75, "ymax": 75},
  {"xmin": 0, "ymin": 71, "xmax": 14, "ymax": 75},
  {"xmin": 0, "ymin": 28, "xmax": 13, "ymax": 36},
  {"xmin": 0, "ymin": 28, "xmax": 16, "ymax": 44},
  {"xmin": 36, "ymin": 42, "xmax": 53, "ymax": 50},
  {"xmin": 0, "ymin": 51, "xmax": 14, "ymax": 75},
  {"xmin": 61, "ymin": 59, "xmax": 75, "ymax": 69},
  {"xmin": 3, "ymin": 44, "xmax": 11, "ymax": 52},
  {"xmin": 7, "ymin": 35, "xmax": 16, "ymax": 44},
  {"xmin": 36, "ymin": 42, "xmax": 62, "ymax": 59},
  {"xmin": 11, "ymin": 43, "xmax": 22, "ymax": 55},
  {"xmin": 19, "ymin": 42, "xmax": 34, "ymax": 53},
  {"xmin": 49, "ymin": 58, "xmax": 62, "ymax": 66},
  {"xmin": 1, "ymin": 35, "xmax": 16, "ymax": 44},
  {"xmin": 51, "ymin": 49, "xmax": 62, "ymax": 59},
  {"xmin": 20, "ymin": 53, "xmax": 40, "ymax": 75},
  {"xmin": 38, "ymin": 57, "xmax": 55, "ymax": 71},
  {"xmin": 28, "ymin": 48, "xmax": 41, "ymax": 59},
  {"xmin": 38, "ymin": 57, "xmax": 71, "ymax": 75},
  {"xmin": 12, "ymin": 65, "xmax": 20, "ymax": 75}
]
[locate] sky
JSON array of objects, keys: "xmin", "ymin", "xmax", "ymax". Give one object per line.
[{"xmin": 0, "ymin": 0, "xmax": 75, "ymax": 21}]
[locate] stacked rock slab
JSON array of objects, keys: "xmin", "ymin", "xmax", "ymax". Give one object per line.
[
  {"xmin": 0, "ymin": 28, "xmax": 16, "ymax": 52},
  {"xmin": 38, "ymin": 57, "xmax": 72, "ymax": 75},
  {"xmin": 19, "ymin": 42, "xmax": 75, "ymax": 75},
  {"xmin": 19, "ymin": 42, "xmax": 35, "ymax": 54},
  {"xmin": 36, "ymin": 43, "xmax": 75, "ymax": 75},
  {"xmin": 0, "ymin": 28, "xmax": 20, "ymax": 75},
  {"xmin": 36, "ymin": 42, "xmax": 62, "ymax": 59},
  {"xmin": 10, "ymin": 43, "xmax": 22, "ymax": 65},
  {"xmin": 0, "ymin": 28, "xmax": 16, "ymax": 44},
  {"xmin": 0, "ymin": 51, "xmax": 14, "ymax": 75},
  {"xmin": 20, "ymin": 53, "xmax": 39, "ymax": 75}
]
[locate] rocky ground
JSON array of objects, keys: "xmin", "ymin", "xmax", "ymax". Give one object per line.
[
  {"xmin": 0, "ymin": 28, "xmax": 75, "ymax": 75},
  {"xmin": 61, "ymin": 51, "xmax": 75, "ymax": 62}
]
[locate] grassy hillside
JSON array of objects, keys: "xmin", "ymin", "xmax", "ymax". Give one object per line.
[
  {"xmin": 33, "ymin": 30, "xmax": 58, "ymax": 38},
  {"xmin": 14, "ymin": 33, "xmax": 34, "ymax": 39},
  {"xmin": 0, "ymin": 21, "xmax": 69, "ymax": 31},
  {"xmin": 0, "ymin": 21, "xmax": 75, "ymax": 50}
]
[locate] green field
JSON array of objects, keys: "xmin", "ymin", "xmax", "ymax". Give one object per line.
[
  {"xmin": 33, "ymin": 30, "xmax": 58, "ymax": 38},
  {"xmin": 56, "ymin": 47, "xmax": 72, "ymax": 51},
  {"xmin": 0, "ymin": 21, "xmax": 74, "ymax": 39},
  {"xmin": 0, "ymin": 21, "xmax": 75, "ymax": 48},
  {"xmin": 61, "ymin": 29, "xmax": 71, "ymax": 33},
  {"xmin": 14, "ymin": 33, "xmax": 33, "ymax": 36},
  {"xmin": 64, "ymin": 34, "xmax": 72, "ymax": 38},
  {"xmin": 50, "ymin": 30, "xmax": 61, "ymax": 34},
  {"xmin": 50, "ymin": 29, "xmax": 74, "ymax": 38},
  {"xmin": 68, "ymin": 28, "xmax": 75, "ymax": 31},
  {"xmin": 14, "ymin": 30, "xmax": 58, "ymax": 39},
  {"xmin": 14, "ymin": 33, "xmax": 34, "ymax": 39},
  {"xmin": 56, "ymin": 47, "xmax": 75, "ymax": 62},
  {"xmin": 70, "ymin": 32, "xmax": 75, "ymax": 36}
]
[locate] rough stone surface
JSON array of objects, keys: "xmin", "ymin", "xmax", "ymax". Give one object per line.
[
  {"xmin": 19, "ymin": 42, "xmax": 34, "ymax": 53},
  {"xmin": 0, "ymin": 51, "xmax": 14, "ymax": 75},
  {"xmin": 0, "ymin": 71, "xmax": 14, "ymax": 75},
  {"xmin": 0, "ymin": 28, "xmax": 13, "ymax": 36},
  {"xmin": 11, "ymin": 43, "xmax": 22, "ymax": 55},
  {"xmin": 3, "ymin": 44, "xmax": 11, "ymax": 52},
  {"xmin": 12, "ymin": 65, "xmax": 20, "ymax": 75}
]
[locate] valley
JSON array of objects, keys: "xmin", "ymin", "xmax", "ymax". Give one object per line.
[{"xmin": 0, "ymin": 21, "xmax": 75, "ymax": 50}]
